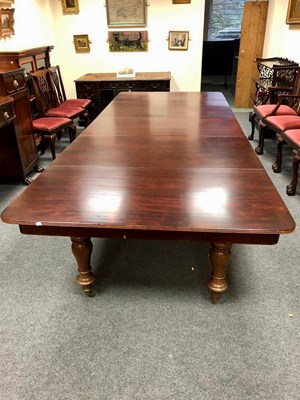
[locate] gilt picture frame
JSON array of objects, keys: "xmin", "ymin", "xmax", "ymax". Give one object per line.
[
  {"xmin": 73, "ymin": 34, "xmax": 90, "ymax": 53},
  {"xmin": 286, "ymin": 0, "xmax": 300, "ymax": 24},
  {"xmin": 62, "ymin": 0, "xmax": 79, "ymax": 14},
  {"xmin": 172, "ymin": 0, "xmax": 191, "ymax": 3},
  {"xmin": 0, "ymin": 8, "xmax": 14, "ymax": 39},
  {"xmin": 105, "ymin": 0, "xmax": 146, "ymax": 28},
  {"xmin": 168, "ymin": 31, "xmax": 189, "ymax": 51}
]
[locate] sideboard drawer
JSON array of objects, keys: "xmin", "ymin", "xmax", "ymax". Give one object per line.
[
  {"xmin": 2, "ymin": 70, "xmax": 26, "ymax": 95},
  {"xmin": 0, "ymin": 102, "xmax": 15, "ymax": 127},
  {"xmin": 102, "ymin": 80, "xmax": 143, "ymax": 90},
  {"xmin": 142, "ymin": 80, "xmax": 170, "ymax": 91}
]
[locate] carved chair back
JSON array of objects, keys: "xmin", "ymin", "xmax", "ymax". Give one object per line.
[
  {"xmin": 48, "ymin": 65, "xmax": 67, "ymax": 106},
  {"xmin": 30, "ymin": 69, "xmax": 59, "ymax": 116}
]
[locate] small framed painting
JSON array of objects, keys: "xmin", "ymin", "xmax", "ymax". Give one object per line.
[
  {"xmin": 168, "ymin": 31, "xmax": 189, "ymax": 50},
  {"xmin": 0, "ymin": 8, "xmax": 14, "ymax": 38},
  {"xmin": 286, "ymin": 0, "xmax": 300, "ymax": 24},
  {"xmin": 73, "ymin": 34, "xmax": 90, "ymax": 53},
  {"xmin": 173, "ymin": 0, "xmax": 191, "ymax": 3},
  {"xmin": 62, "ymin": 0, "xmax": 79, "ymax": 14}
]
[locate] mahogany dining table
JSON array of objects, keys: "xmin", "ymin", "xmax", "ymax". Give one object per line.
[{"xmin": 1, "ymin": 92, "xmax": 296, "ymax": 302}]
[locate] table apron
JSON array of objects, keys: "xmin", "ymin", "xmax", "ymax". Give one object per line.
[{"xmin": 19, "ymin": 225, "xmax": 280, "ymax": 245}]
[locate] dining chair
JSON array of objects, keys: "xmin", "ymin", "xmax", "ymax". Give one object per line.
[
  {"xmin": 29, "ymin": 73, "xmax": 77, "ymax": 160},
  {"xmin": 272, "ymin": 129, "xmax": 300, "ymax": 195},
  {"xmin": 249, "ymin": 67, "xmax": 300, "ymax": 149},
  {"xmin": 251, "ymin": 69, "xmax": 300, "ymax": 155},
  {"xmin": 49, "ymin": 65, "xmax": 92, "ymax": 111},
  {"xmin": 30, "ymin": 69, "xmax": 89, "ymax": 128},
  {"xmin": 32, "ymin": 117, "xmax": 76, "ymax": 160}
]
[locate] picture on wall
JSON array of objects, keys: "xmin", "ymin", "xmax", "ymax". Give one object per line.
[
  {"xmin": 105, "ymin": 0, "xmax": 146, "ymax": 28},
  {"xmin": 286, "ymin": 0, "xmax": 300, "ymax": 24},
  {"xmin": 0, "ymin": 8, "xmax": 14, "ymax": 38},
  {"xmin": 73, "ymin": 34, "xmax": 90, "ymax": 52},
  {"xmin": 108, "ymin": 31, "xmax": 148, "ymax": 52},
  {"xmin": 168, "ymin": 31, "xmax": 189, "ymax": 50},
  {"xmin": 61, "ymin": 0, "xmax": 79, "ymax": 14},
  {"xmin": 172, "ymin": 0, "xmax": 191, "ymax": 3}
]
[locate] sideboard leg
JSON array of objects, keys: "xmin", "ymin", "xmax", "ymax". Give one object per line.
[
  {"xmin": 208, "ymin": 242, "xmax": 232, "ymax": 303},
  {"xmin": 71, "ymin": 237, "xmax": 97, "ymax": 297}
]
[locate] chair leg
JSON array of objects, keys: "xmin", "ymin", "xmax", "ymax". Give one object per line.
[
  {"xmin": 255, "ymin": 121, "xmax": 266, "ymax": 155},
  {"xmin": 68, "ymin": 123, "xmax": 77, "ymax": 142},
  {"xmin": 272, "ymin": 133, "xmax": 285, "ymax": 173},
  {"xmin": 286, "ymin": 149, "xmax": 300, "ymax": 196},
  {"xmin": 82, "ymin": 110, "xmax": 90, "ymax": 128},
  {"xmin": 44, "ymin": 133, "xmax": 57, "ymax": 160},
  {"xmin": 49, "ymin": 133, "xmax": 57, "ymax": 160},
  {"xmin": 248, "ymin": 111, "xmax": 256, "ymax": 140},
  {"xmin": 40, "ymin": 136, "xmax": 46, "ymax": 155}
]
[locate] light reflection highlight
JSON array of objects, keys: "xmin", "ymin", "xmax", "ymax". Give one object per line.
[
  {"xmin": 87, "ymin": 191, "xmax": 122, "ymax": 215},
  {"xmin": 192, "ymin": 188, "xmax": 228, "ymax": 215}
]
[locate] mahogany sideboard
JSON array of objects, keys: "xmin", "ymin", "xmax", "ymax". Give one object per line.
[
  {"xmin": 75, "ymin": 72, "xmax": 171, "ymax": 121},
  {"xmin": 0, "ymin": 46, "xmax": 53, "ymax": 182},
  {"xmin": 0, "ymin": 69, "xmax": 39, "ymax": 184}
]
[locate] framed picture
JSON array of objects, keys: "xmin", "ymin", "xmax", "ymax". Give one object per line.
[
  {"xmin": 172, "ymin": 0, "xmax": 191, "ymax": 3},
  {"xmin": 108, "ymin": 31, "xmax": 148, "ymax": 52},
  {"xmin": 168, "ymin": 31, "xmax": 189, "ymax": 51},
  {"xmin": 286, "ymin": 0, "xmax": 300, "ymax": 24},
  {"xmin": 0, "ymin": 1, "xmax": 14, "ymax": 6},
  {"xmin": 105, "ymin": 0, "xmax": 146, "ymax": 28},
  {"xmin": 62, "ymin": 0, "xmax": 79, "ymax": 14},
  {"xmin": 0, "ymin": 8, "xmax": 14, "ymax": 39},
  {"xmin": 73, "ymin": 34, "xmax": 90, "ymax": 53}
]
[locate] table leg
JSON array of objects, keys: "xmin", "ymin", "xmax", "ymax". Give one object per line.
[
  {"xmin": 71, "ymin": 237, "xmax": 96, "ymax": 297},
  {"xmin": 208, "ymin": 242, "xmax": 232, "ymax": 303}
]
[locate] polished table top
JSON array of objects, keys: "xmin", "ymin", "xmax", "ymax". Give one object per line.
[
  {"xmin": 2, "ymin": 91, "xmax": 294, "ymax": 239},
  {"xmin": 1, "ymin": 92, "xmax": 296, "ymax": 300}
]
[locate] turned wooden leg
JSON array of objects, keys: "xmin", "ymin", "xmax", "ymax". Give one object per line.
[
  {"xmin": 71, "ymin": 237, "xmax": 96, "ymax": 296},
  {"xmin": 286, "ymin": 149, "xmax": 300, "ymax": 196},
  {"xmin": 272, "ymin": 133, "xmax": 285, "ymax": 173},
  {"xmin": 255, "ymin": 121, "xmax": 265, "ymax": 155},
  {"xmin": 208, "ymin": 242, "xmax": 232, "ymax": 303}
]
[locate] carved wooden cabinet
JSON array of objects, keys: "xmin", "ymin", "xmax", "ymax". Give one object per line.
[
  {"xmin": 0, "ymin": 69, "xmax": 38, "ymax": 183},
  {"xmin": 75, "ymin": 72, "xmax": 171, "ymax": 121},
  {"xmin": 0, "ymin": 46, "xmax": 54, "ymax": 182},
  {"xmin": 0, "ymin": 46, "xmax": 53, "ymax": 75}
]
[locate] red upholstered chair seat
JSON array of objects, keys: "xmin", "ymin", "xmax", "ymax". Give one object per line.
[
  {"xmin": 60, "ymin": 98, "xmax": 92, "ymax": 109},
  {"xmin": 265, "ymin": 115, "xmax": 300, "ymax": 131},
  {"xmin": 255, "ymin": 104, "xmax": 297, "ymax": 118},
  {"xmin": 283, "ymin": 129, "xmax": 300, "ymax": 147},
  {"xmin": 45, "ymin": 105, "xmax": 84, "ymax": 119},
  {"xmin": 32, "ymin": 117, "xmax": 72, "ymax": 131}
]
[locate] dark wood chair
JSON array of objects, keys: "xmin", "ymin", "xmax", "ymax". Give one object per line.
[
  {"xmin": 32, "ymin": 117, "xmax": 76, "ymax": 160},
  {"xmin": 30, "ymin": 68, "xmax": 89, "ymax": 128},
  {"xmin": 251, "ymin": 68, "xmax": 300, "ymax": 154},
  {"xmin": 272, "ymin": 129, "xmax": 300, "ymax": 195},
  {"xmin": 49, "ymin": 65, "xmax": 92, "ymax": 111},
  {"xmin": 29, "ymin": 73, "xmax": 77, "ymax": 160}
]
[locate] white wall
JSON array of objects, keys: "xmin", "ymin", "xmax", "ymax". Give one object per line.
[
  {"xmin": 263, "ymin": 0, "xmax": 300, "ymax": 62},
  {"xmin": 0, "ymin": 0, "xmax": 205, "ymax": 99},
  {"xmin": 1, "ymin": 0, "xmax": 300, "ymax": 101}
]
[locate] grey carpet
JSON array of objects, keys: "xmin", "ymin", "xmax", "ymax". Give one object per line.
[{"xmin": 0, "ymin": 108, "xmax": 299, "ymax": 400}]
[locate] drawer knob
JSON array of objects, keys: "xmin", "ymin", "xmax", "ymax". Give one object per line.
[
  {"xmin": 13, "ymin": 80, "xmax": 19, "ymax": 88},
  {"xmin": 4, "ymin": 111, "xmax": 10, "ymax": 120}
]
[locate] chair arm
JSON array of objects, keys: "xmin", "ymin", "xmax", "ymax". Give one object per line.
[{"xmin": 264, "ymin": 94, "xmax": 300, "ymax": 117}]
